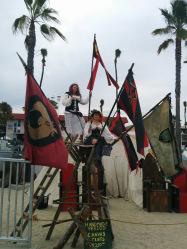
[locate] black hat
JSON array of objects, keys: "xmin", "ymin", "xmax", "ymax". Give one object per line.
[{"xmin": 90, "ymin": 109, "xmax": 102, "ymax": 117}]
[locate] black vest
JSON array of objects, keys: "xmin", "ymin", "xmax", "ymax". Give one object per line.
[
  {"xmin": 91, "ymin": 128, "xmax": 101, "ymax": 138},
  {"xmin": 65, "ymin": 92, "xmax": 80, "ymax": 112}
]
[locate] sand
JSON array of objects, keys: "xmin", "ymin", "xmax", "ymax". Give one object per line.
[
  {"xmin": 27, "ymin": 198, "xmax": 187, "ymax": 249},
  {"xmin": 1, "ymin": 196, "xmax": 187, "ymax": 249}
]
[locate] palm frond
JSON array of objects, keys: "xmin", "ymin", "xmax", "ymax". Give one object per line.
[
  {"xmin": 33, "ymin": 0, "xmax": 47, "ymax": 11},
  {"xmin": 160, "ymin": 8, "xmax": 174, "ymax": 25},
  {"xmin": 33, "ymin": 0, "xmax": 47, "ymax": 17},
  {"xmin": 40, "ymin": 8, "xmax": 60, "ymax": 23},
  {"xmin": 115, "ymin": 49, "xmax": 121, "ymax": 59},
  {"xmin": 152, "ymin": 26, "xmax": 175, "ymax": 36},
  {"xmin": 49, "ymin": 26, "xmax": 66, "ymax": 41},
  {"xmin": 177, "ymin": 28, "xmax": 187, "ymax": 39},
  {"xmin": 24, "ymin": 0, "xmax": 33, "ymax": 10},
  {"xmin": 171, "ymin": 0, "xmax": 187, "ymax": 23},
  {"xmin": 26, "ymin": 0, "xmax": 33, "ymax": 4},
  {"xmin": 41, "ymin": 8, "xmax": 58, "ymax": 16},
  {"xmin": 40, "ymin": 24, "xmax": 66, "ymax": 41},
  {"xmin": 12, "ymin": 15, "xmax": 30, "ymax": 34},
  {"xmin": 157, "ymin": 39, "xmax": 174, "ymax": 54},
  {"xmin": 41, "ymin": 48, "xmax": 48, "ymax": 57},
  {"xmin": 40, "ymin": 24, "xmax": 51, "ymax": 40}
]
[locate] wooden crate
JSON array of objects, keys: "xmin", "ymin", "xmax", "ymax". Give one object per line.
[{"xmin": 147, "ymin": 189, "xmax": 170, "ymax": 212}]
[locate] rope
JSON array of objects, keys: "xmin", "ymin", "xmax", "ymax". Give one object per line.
[
  {"xmin": 27, "ymin": 213, "xmax": 187, "ymax": 226},
  {"xmin": 92, "ymin": 215, "xmax": 187, "ymax": 226}
]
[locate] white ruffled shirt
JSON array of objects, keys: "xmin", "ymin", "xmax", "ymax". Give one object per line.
[
  {"xmin": 62, "ymin": 94, "xmax": 89, "ymax": 113},
  {"xmin": 83, "ymin": 121, "xmax": 116, "ymax": 144}
]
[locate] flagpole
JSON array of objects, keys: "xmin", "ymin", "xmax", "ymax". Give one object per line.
[
  {"xmin": 88, "ymin": 34, "xmax": 96, "ymax": 117},
  {"xmin": 17, "ymin": 52, "xmax": 29, "ymax": 73},
  {"xmin": 100, "ymin": 63, "xmax": 134, "ymax": 137},
  {"xmin": 111, "ymin": 93, "xmax": 171, "ymax": 146}
]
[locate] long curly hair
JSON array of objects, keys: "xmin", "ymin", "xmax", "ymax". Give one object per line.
[{"xmin": 69, "ymin": 83, "xmax": 81, "ymax": 96}]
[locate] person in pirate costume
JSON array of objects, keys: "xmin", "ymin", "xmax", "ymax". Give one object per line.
[
  {"xmin": 83, "ymin": 109, "xmax": 116, "ymax": 191},
  {"xmin": 62, "ymin": 83, "xmax": 89, "ymax": 141}
]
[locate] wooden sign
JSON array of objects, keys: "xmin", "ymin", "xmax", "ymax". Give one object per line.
[{"xmin": 84, "ymin": 219, "xmax": 112, "ymax": 249}]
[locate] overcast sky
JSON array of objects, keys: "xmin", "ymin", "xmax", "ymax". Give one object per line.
[{"xmin": 0, "ymin": 0, "xmax": 187, "ymax": 123}]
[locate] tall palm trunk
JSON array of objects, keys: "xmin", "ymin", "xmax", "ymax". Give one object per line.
[
  {"xmin": 40, "ymin": 56, "xmax": 46, "ymax": 87},
  {"xmin": 175, "ymin": 37, "xmax": 182, "ymax": 152},
  {"xmin": 27, "ymin": 20, "xmax": 36, "ymax": 73}
]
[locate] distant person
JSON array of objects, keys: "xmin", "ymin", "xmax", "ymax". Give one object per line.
[{"xmin": 62, "ymin": 83, "xmax": 89, "ymax": 142}]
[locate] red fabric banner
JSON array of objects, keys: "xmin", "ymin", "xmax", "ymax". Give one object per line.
[
  {"xmin": 24, "ymin": 73, "xmax": 68, "ymax": 170},
  {"xmin": 87, "ymin": 57, "xmax": 100, "ymax": 91},
  {"xmin": 87, "ymin": 38, "xmax": 119, "ymax": 91}
]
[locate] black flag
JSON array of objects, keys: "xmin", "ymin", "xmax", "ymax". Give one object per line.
[
  {"xmin": 118, "ymin": 70, "xmax": 148, "ymax": 155},
  {"xmin": 110, "ymin": 113, "xmax": 139, "ymax": 171}
]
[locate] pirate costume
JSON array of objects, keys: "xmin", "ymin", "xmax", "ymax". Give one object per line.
[
  {"xmin": 62, "ymin": 92, "xmax": 88, "ymax": 138},
  {"xmin": 83, "ymin": 110, "xmax": 116, "ymax": 190}
]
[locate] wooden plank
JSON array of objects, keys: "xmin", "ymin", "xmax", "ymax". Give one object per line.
[{"xmin": 53, "ymin": 206, "xmax": 91, "ymax": 249}]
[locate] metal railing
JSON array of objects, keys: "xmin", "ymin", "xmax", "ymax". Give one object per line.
[{"xmin": 0, "ymin": 157, "xmax": 34, "ymax": 248}]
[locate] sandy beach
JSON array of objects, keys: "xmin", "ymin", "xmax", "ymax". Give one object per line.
[
  {"xmin": 1, "ymin": 188, "xmax": 187, "ymax": 249},
  {"xmin": 27, "ymin": 198, "xmax": 187, "ymax": 249}
]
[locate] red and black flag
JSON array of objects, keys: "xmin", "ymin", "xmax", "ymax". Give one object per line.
[
  {"xmin": 117, "ymin": 70, "xmax": 148, "ymax": 155},
  {"xmin": 87, "ymin": 38, "xmax": 119, "ymax": 91},
  {"xmin": 87, "ymin": 56, "xmax": 99, "ymax": 91},
  {"xmin": 110, "ymin": 113, "xmax": 138, "ymax": 171},
  {"xmin": 24, "ymin": 73, "xmax": 68, "ymax": 170}
]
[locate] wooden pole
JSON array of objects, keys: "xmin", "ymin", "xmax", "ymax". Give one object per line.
[{"xmin": 88, "ymin": 34, "xmax": 96, "ymax": 117}]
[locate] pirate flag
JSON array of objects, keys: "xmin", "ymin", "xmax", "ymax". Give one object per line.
[
  {"xmin": 24, "ymin": 73, "xmax": 68, "ymax": 170},
  {"xmin": 143, "ymin": 97, "xmax": 178, "ymax": 176},
  {"xmin": 110, "ymin": 113, "xmax": 138, "ymax": 171},
  {"xmin": 87, "ymin": 38, "xmax": 119, "ymax": 91},
  {"xmin": 118, "ymin": 70, "xmax": 148, "ymax": 155}
]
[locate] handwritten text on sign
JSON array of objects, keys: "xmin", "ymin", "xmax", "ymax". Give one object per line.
[{"xmin": 84, "ymin": 220, "xmax": 112, "ymax": 249}]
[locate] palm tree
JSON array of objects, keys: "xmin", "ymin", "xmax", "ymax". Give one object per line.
[
  {"xmin": 152, "ymin": 0, "xmax": 187, "ymax": 151},
  {"xmin": 12, "ymin": 0, "xmax": 66, "ymax": 74},
  {"xmin": 184, "ymin": 101, "xmax": 187, "ymax": 129},
  {"xmin": 114, "ymin": 49, "xmax": 121, "ymax": 112},
  {"xmin": 40, "ymin": 48, "xmax": 47, "ymax": 87}
]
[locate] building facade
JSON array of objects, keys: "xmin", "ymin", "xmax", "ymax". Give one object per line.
[
  {"xmin": 6, "ymin": 114, "xmax": 24, "ymax": 141},
  {"xmin": 5, "ymin": 113, "xmax": 128, "ymax": 142}
]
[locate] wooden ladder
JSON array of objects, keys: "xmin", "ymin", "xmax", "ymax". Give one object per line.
[
  {"xmin": 11, "ymin": 141, "xmax": 81, "ymax": 237},
  {"xmin": 10, "ymin": 166, "xmax": 59, "ymax": 237}
]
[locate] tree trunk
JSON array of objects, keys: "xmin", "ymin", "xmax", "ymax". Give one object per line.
[
  {"xmin": 175, "ymin": 37, "xmax": 182, "ymax": 153},
  {"xmin": 27, "ymin": 20, "xmax": 36, "ymax": 74},
  {"xmin": 40, "ymin": 57, "xmax": 46, "ymax": 87}
]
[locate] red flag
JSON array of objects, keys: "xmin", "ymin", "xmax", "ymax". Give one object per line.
[
  {"xmin": 24, "ymin": 73, "xmax": 68, "ymax": 170},
  {"xmin": 87, "ymin": 57, "xmax": 99, "ymax": 91},
  {"xmin": 118, "ymin": 70, "xmax": 148, "ymax": 156},
  {"xmin": 95, "ymin": 40, "xmax": 119, "ymax": 89},
  {"xmin": 87, "ymin": 38, "xmax": 119, "ymax": 91}
]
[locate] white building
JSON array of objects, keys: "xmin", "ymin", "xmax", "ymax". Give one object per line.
[{"xmin": 6, "ymin": 113, "xmax": 24, "ymax": 141}]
